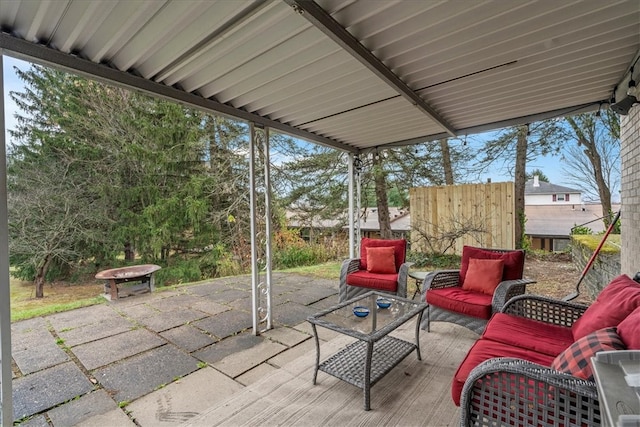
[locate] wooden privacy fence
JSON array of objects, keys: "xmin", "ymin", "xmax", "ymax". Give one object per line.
[{"xmin": 409, "ymin": 182, "xmax": 515, "ymax": 255}]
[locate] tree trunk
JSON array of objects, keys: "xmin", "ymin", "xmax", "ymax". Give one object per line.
[
  {"xmin": 372, "ymin": 153, "xmax": 392, "ymax": 239},
  {"xmin": 439, "ymin": 139, "xmax": 454, "ymax": 185},
  {"xmin": 514, "ymin": 126, "xmax": 528, "ymax": 249},
  {"xmin": 34, "ymin": 254, "xmax": 52, "ymax": 298},
  {"xmin": 124, "ymin": 242, "xmax": 135, "ymax": 262},
  {"xmin": 565, "ymin": 117, "xmax": 613, "ymax": 226}
]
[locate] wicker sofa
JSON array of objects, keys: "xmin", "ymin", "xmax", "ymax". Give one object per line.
[{"xmin": 456, "ymin": 273, "xmax": 640, "ymax": 426}]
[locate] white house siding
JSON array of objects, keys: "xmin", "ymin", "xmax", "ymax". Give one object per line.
[
  {"xmin": 621, "ymin": 104, "xmax": 640, "ymax": 277},
  {"xmin": 525, "ymin": 193, "xmax": 582, "ymax": 205}
]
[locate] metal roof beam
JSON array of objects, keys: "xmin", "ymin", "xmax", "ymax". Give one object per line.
[
  {"xmin": 284, "ymin": 0, "xmax": 457, "ymax": 137},
  {"xmin": 0, "ymin": 33, "xmax": 359, "ymax": 154},
  {"xmin": 381, "ymin": 102, "xmax": 601, "ymax": 148}
]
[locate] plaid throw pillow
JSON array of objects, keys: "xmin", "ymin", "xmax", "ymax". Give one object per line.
[{"xmin": 551, "ymin": 327, "xmax": 626, "ymax": 380}]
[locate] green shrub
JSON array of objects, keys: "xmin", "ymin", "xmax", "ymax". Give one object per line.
[
  {"xmin": 571, "ymin": 224, "xmax": 593, "ymax": 235},
  {"xmin": 406, "ymin": 250, "xmax": 460, "ymax": 269}
]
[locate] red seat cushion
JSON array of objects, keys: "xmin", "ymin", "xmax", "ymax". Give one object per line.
[
  {"xmin": 359, "ymin": 237, "xmax": 406, "ymax": 272},
  {"xmin": 459, "ymin": 246, "xmax": 524, "ymax": 286},
  {"xmin": 617, "ymin": 306, "xmax": 640, "ymax": 349},
  {"xmin": 482, "ymin": 313, "xmax": 575, "ymax": 356},
  {"xmin": 345, "ymin": 270, "xmax": 398, "ymax": 292},
  {"xmin": 426, "ymin": 287, "xmax": 493, "ymax": 319},
  {"xmin": 451, "ymin": 339, "xmax": 556, "ymax": 406},
  {"xmin": 571, "ymin": 274, "xmax": 640, "ymax": 340}
]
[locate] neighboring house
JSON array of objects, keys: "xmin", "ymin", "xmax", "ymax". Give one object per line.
[
  {"xmin": 285, "ymin": 209, "xmax": 346, "ymax": 241},
  {"xmin": 525, "ymin": 203, "xmax": 621, "ymax": 252},
  {"xmin": 353, "ymin": 207, "xmax": 410, "ymax": 239},
  {"xmin": 524, "ymin": 176, "xmax": 618, "ymax": 251},
  {"xmin": 525, "ymin": 175, "xmax": 582, "ymax": 205},
  {"xmin": 286, "ymin": 207, "xmax": 410, "ymax": 241}
]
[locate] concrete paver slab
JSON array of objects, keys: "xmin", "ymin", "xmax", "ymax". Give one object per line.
[
  {"xmin": 235, "ymin": 362, "xmax": 278, "ymax": 386},
  {"xmin": 127, "ymin": 367, "xmax": 243, "ymax": 426},
  {"xmin": 114, "ymin": 303, "xmax": 160, "ymax": 320},
  {"xmin": 94, "ymin": 344, "xmax": 199, "ymax": 403},
  {"xmin": 73, "ymin": 328, "xmax": 165, "ymax": 370},
  {"xmin": 16, "ymin": 414, "xmax": 48, "ymax": 427},
  {"xmin": 136, "ymin": 309, "xmax": 208, "ymax": 333},
  {"xmin": 192, "ymin": 310, "xmax": 252, "ymax": 339},
  {"xmin": 192, "ymin": 333, "xmax": 262, "ymax": 364},
  {"xmin": 57, "ymin": 317, "xmax": 135, "ymax": 347},
  {"xmin": 206, "ymin": 288, "xmax": 250, "ymax": 303},
  {"xmin": 268, "ymin": 339, "xmax": 316, "ymax": 368},
  {"xmin": 271, "ymin": 302, "xmax": 317, "ymax": 327},
  {"xmin": 74, "ymin": 408, "xmax": 136, "ymax": 427},
  {"xmin": 47, "ymin": 389, "xmax": 118, "ymax": 426},
  {"xmin": 160, "ymin": 325, "xmax": 216, "ymax": 352},
  {"xmin": 182, "ymin": 283, "xmax": 220, "ymax": 296},
  {"xmin": 13, "ymin": 362, "xmax": 94, "ymax": 421},
  {"xmin": 46, "ymin": 304, "xmax": 119, "ymax": 330},
  {"xmin": 12, "ymin": 323, "xmax": 68, "ymax": 375},
  {"xmin": 212, "ymin": 340, "xmax": 286, "ymax": 378},
  {"xmin": 147, "ymin": 294, "xmax": 205, "ymax": 312},
  {"xmin": 263, "ymin": 326, "xmax": 310, "ymax": 347},
  {"xmin": 184, "ymin": 298, "xmax": 229, "ymax": 316},
  {"xmin": 286, "ymin": 285, "xmax": 337, "ymax": 305}
]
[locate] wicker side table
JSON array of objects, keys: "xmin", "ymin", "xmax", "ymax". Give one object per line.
[{"xmin": 308, "ymin": 291, "xmax": 427, "ymax": 410}]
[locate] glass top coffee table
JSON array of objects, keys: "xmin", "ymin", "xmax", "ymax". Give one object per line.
[{"xmin": 307, "ymin": 291, "xmax": 427, "ymax": 410}]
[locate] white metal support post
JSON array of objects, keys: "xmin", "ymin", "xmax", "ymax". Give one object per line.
[
  {"xmin": 348, "ymin": 153, "xmax": 355, "ymax": 258},
  {"xmin": 249, "ymin": 123, "xmax": 272, "ymax": 335},
  {"xmin": 348, "ymin": 154, "xmax": 363, "ymax": 258},
  {"xmin": 0, "ymin": 53, "xmax": 14, "ymax": 426},
  {"xmin": 355, "ymin": 155, "xmax": 362, "ymax": 257}
]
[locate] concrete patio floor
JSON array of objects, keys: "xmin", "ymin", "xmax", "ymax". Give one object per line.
[{"xmin": 11, "ymin": 272, "xmax": 476, "ymax": 426}]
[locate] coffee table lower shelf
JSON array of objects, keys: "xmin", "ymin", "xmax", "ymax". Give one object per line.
[{"xmin": 318, "ymin": 335, "xmax": 417, "ymax": 390}]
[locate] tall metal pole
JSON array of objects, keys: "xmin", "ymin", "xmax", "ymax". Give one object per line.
[
  {"xmin": 348, "ymin": 153, "xmax": 355, "ymax": 258},
  {"xmin": 262, "ymin": 127, "xmax": 272, "ymax": 331},
  {"xmin": 0, "ymin": 53, "xmax": 14, "ymax": 426},
  {"xmin": 249, "ymin": 123, "xmax": 259, "ymax": 334}
]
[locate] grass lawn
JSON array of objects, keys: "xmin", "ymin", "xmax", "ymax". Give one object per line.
[{"xmin": 10, "ymin": 277, "xmax": 105, "ymax": 322}]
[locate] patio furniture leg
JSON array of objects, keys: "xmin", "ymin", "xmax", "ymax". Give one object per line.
[
  {"xmin": 415, "ymin": 310, "xmax": 424, "ymax": 361},
  {"xmin": 311, "ymin": 324, "xmax": 320, "ymax": 385},
  {"xmin": 364, "ymin": 341, "xmax": 373, "ymax": 411}
]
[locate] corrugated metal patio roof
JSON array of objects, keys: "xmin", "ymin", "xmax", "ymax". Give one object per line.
[{"xmin": 1, "ymin": 0, "xmax": 638, "ymax": 153}]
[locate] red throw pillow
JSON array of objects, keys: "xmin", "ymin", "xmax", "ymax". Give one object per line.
[
  {"xmin": 461, "ymin": 258, "xmax": 504, "ymax": 295},
  {"xmin": 366, "ymin": 247, "xmax": 396, "ymax": 274},
  {"xmin": 359, "ymin": 238, "xmax": 406, "ymax": 271},
  {"xmin": 572, "ymin": 274, "xmax": 640, "ymax": 340},
  {"xmin": 458, "ymin": 246, "xmax": 524, "ymax": 286},
  {"xmin": 617, "ymin": 306, "xmax": 640, "ymax": 349},
  {"xmin": 551, "ymin": 327, "xmax": 626, "ymax": 380}
]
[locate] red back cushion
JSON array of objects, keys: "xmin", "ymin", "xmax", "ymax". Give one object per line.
[
  {"xmin": 572, "ymin": 274, "xmax": 640, "ymax": 340},
  {"xmin": 551, "ymin": 327, "xmax": 626, "ymax": 380},
  {"xmin": 458, "ymin": 246, "xmax": 524, "ymax": 286},
  {"xmin": 359, "ymin": 238, "xmax": 406, "ymax": 272},
  {"xmin": 461, "ymin": 258, "xmax": 505, "ymax": 295},
  {"xmin": 616, "ymin": 306, "xmax": 640, "ymax": 349},
  {"xmin": 366, "ymin": 247, "xmax": 396, "ymax": 274}
]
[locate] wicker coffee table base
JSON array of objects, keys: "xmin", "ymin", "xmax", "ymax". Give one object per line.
[{"xmin": 310, "ymin": 310, "xmax": 424, "ymax": 410}]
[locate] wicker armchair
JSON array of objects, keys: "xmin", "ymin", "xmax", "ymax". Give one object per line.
[
  {"xmin": 421, "ymin": 247, "xmax": 535, "ymax": 335},
  {"xmin": 459, "ymin": 294, "xmax": 600, "ymax": 426},
  {"xmin": 339, "ymin": 238, "xmax": 412, "ymax": 302}
]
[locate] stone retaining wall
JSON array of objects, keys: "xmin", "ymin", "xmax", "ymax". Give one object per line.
[{"xmin": 571, "ymin": 236, "xmax": 621, "ymax": 300}]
